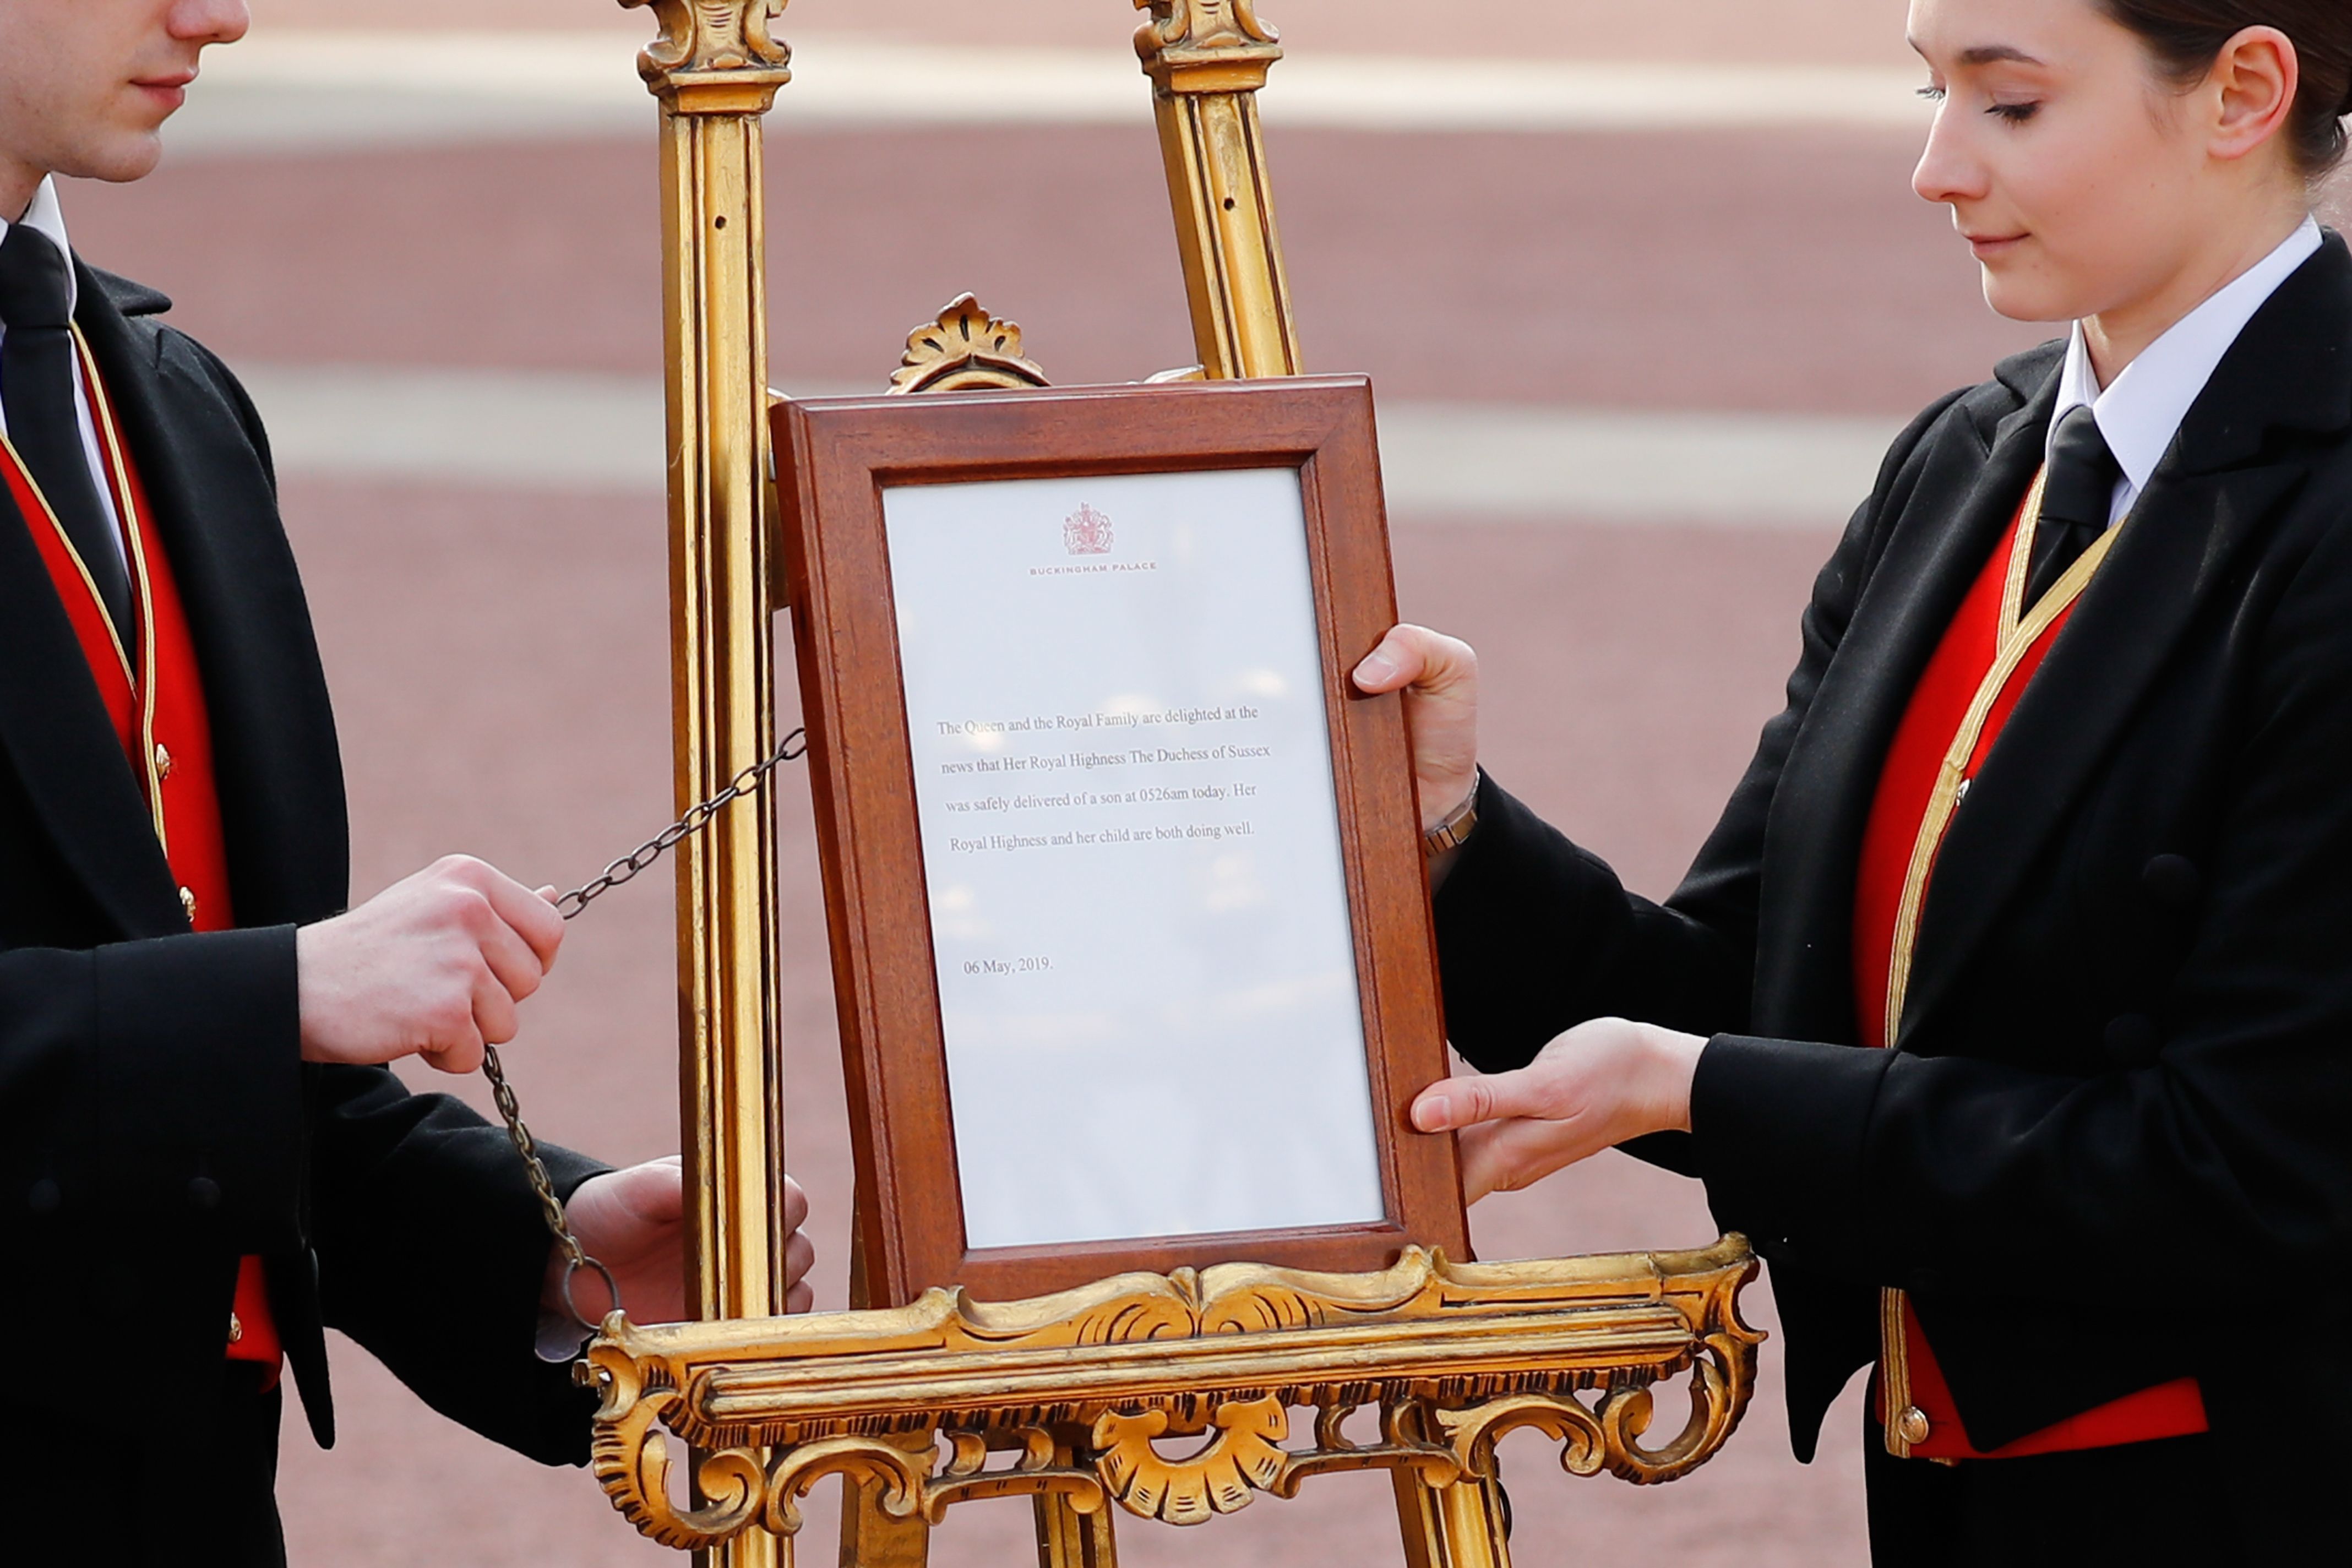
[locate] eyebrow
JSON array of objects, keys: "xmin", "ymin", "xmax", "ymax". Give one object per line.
[{"xmin": 1957, "ymin": 45, "xmax": 2045, "ymax": 67}]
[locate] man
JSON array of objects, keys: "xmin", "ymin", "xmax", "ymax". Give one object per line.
[{"xmin": 0, "ymin": 2, "xmax": 814, "ymax": 1561}]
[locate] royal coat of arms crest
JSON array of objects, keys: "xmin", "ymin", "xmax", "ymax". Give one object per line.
[{"xmin": 1063, "ymin": 503, "xmax": 1114, "ymax": 556}]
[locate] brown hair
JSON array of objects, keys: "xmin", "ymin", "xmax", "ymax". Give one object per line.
[{"xmin": 2099, "ymin": 0, "xmax": 2352, "ymax": 177}]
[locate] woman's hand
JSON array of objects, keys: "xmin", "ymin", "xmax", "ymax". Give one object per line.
[
  {"xmin": 1412, "ymin": 1020, "xmax": 1707, "ymax": 1201},
  {"xmin": 1352, "ymin": 624, "xmax": 1480, "ymax": 832},
  {"xmin": 547, "ymin": 1158, "xmax": 816, "ymax": 1324}
]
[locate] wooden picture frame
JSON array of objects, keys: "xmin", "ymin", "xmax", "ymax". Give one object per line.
[{"xmin": 774, "ymin": 377, "xmax": 1467, "ymax": 1306}]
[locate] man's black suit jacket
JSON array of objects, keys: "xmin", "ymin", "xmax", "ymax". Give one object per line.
[
  {"xmin": 0, "ymin": 265, "xmax": 602, "ymax": 1555},
  {"xmin": 1436, "ymin": 233, "xmax": 2352, "ymax": 1539}
]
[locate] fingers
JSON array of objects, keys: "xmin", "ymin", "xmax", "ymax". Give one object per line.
[
  {"xmin": 1351, "ymin": 627, "xmax": 1480, "ymax": 833},
  {"xmin": 782, "ymin": 1173, "xmax": 810, "ymax": 1235},
  {"xmin": 471, "ymin": 952, "xmax": 522, "ymax": 1047},
  {"xmin": 592, "ymin": 1152, "xmax": 687, "ymax": 1222},
  {"xmin": 1352, "ymin": 624, "xmax": 1476, "ymax": 696},
  {"xmin": 471, "ymin": 906, "xmax": 545, "ymax": 1007},
  {"xmin": 1414, "ymin": 1021, "xmax": 1709, "ymax": 1200},
  {"xmin": 569, "ymin": 1159, "xmax": 686, "ymax": 1252},
  {"xmin": 420, "ymin": 1026, "xmax": 487, "ymax": 1076},
  {"xmin": 453, "ymin": 857, "xmax": 567, "ymax": 974},
  {"xmin": 440, "ymin": 857, "xmax": 564, "ymax": 1052},
  {"xmin": 560, "ymin": 1162, "xmax": 813, "ymax": 1319},
  {"xmin": 1412, "ymin": 1064, "xmax": 1561, "ymax": 1133},
  {"xmin": 783, "ymin": 1228, "xmax": 816, "ymax": 1293},
  {"xmin": 622, "ymin": 1156, "xmax": 686, "ymax": 1224}
]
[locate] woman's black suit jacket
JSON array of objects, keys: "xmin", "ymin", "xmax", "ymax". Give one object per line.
[
  {"xmin": 0, "ymin": 265, "xmax": 602, "ymax": 1557},
  {"xmin": 1436, "ymin": 232, "xmax": 2352, "ymax": 1532}
]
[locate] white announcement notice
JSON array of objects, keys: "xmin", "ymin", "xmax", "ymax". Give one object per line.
[{"xmin": 884, "ymin": 467, "xmax": 1386, "ymax": 1250}]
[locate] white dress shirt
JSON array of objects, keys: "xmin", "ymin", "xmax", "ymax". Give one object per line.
[
  {"xmin": 0, "ymin": 176, "xmax": 127, "ymax": 568},
  {"xmin": 2051, "ymin": 215, "xmax": 2324, "ymax": 529}
]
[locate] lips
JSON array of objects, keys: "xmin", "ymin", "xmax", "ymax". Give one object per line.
[
  {"xmin": 1964, "ymin": 232, "xmax": 2028, "ymax": 260},
  {"xmin": 132, "ymin": 65, "xmax": 196, "ymax": 103}
]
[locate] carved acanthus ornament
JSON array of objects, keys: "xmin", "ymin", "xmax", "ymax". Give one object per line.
[
  {"xmin": 581, "ymin": 1239, "xmax": 1761, "ymax": 1550},
  {"xmin": 889, "ymin": 296, "xmax": 1053, "ymax": 395},
  {"xmin": 1134, "ymin": 0, "xmax": 1282, "ymax": 92},
  {"xmin": 620, "ymin": 0, "xmax": 793, "ymax": 110}
]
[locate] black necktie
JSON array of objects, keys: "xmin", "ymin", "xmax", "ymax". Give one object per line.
[
  {"xmin": 2024, "ymin": 404, "xmax": 2120, "ymax": 612},
  {"xmin": 0, "ymin": 222, "xmax": 130, "ymax": 641}
]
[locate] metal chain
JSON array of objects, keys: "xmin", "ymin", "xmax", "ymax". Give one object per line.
[
  {"xmin": 553, "ymin": 727, "xmax": 808, "ymax": 921},
  {"xmin": 482, "ymin": 727, "xmax": 808, "ymax": 1330}
]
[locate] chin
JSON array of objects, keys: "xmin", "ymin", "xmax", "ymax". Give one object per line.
[
  {"xmin": 1978, "ymin": 268, "xmax": 2077, "ymax": 327},
  {"xmin": 67, "ymin": 133, "xmax": 166, "ymax": 187}
]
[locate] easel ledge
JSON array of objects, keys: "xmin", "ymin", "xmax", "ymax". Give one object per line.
[{"xmin": 581, "ymin": 1237, "xmax": 1761, "ymax": 1551}]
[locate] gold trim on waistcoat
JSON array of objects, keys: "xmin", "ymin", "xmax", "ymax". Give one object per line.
[
  {"xmin": 1, "ymin": 333, "xmax": 167, "ymax": 854},
  {"xmin": 1876, "ymin": 465, "xmax": 2126, "ymax": 1458},
  {"xmin": 73, "ymin": 326, "xmax": 167, "ymax": 854}
]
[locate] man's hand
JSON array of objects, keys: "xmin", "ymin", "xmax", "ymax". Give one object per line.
[
  {"xmin": 1411, "ymin": 1020, "xmax": 1706, "ymax": 1201},
  {"xmin": 1352, "ymin": 624, "xmax": 1480, "ymax": 832},
  {"xmin": 296, "ymin": 856, "xmax": 566, "ymax": 1075},
  {"xmin": 549, "ymin": 1159, "xmax": 815, "ymax": 1324}
]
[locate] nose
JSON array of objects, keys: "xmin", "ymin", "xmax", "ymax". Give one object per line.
[
  {"xmin": 169, "ymin": 0, "xmax": 252, "ymax": 47},
  {"xmin": 1911, "ymin": 101, "xmax": 1988, "ymax": 209}
]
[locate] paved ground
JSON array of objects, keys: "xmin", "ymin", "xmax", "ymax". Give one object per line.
[{"xmin": 67, "ymin": 2, "xmax": 2326, "ymax": 1563}]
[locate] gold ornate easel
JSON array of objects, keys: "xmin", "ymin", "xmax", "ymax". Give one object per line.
[{"xmin": 601, "ymin": 4, "xmax": 1762, "ymax": 1565}]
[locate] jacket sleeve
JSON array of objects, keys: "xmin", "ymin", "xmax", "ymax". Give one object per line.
[
  {"xmin": 306, "ymin": 1063, "xmax": 611, "ymax": 1466},
  {"xmin": 1433, "ymin": 388, "xmax": 1972, "ymax": 1076},
  {"xmin": 1690, "ymin": 494, "xmax": 2352, "ymax": 1296},
  {"xmin": 2, "ymin": 925, "xmax": 304, "ymax": 1249}
]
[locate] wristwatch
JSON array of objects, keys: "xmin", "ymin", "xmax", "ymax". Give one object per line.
[{"xmin": 1421, "ymin": 771, "xmax": 1482, "ymax": 859}]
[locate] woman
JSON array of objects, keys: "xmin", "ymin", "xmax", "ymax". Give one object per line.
[{"xmin": 1353, "ymin": 1, "xmax": 2352, "ymax": 1560}]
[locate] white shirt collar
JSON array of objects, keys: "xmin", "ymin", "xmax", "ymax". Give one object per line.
[
  {"xmin": 2051, "ymin": 215, "xmax": 2322, "ymax": 525},
  {"xmin": 0, "ymin": 176, "xmax": 77, "ymax": 318}
]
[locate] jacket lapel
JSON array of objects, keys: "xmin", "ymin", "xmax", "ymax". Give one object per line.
[
  {"xmin": 1899, "ymin": 235, "xmax": 2352, "ymax": 1043},
  {"xmin": 75, "ymin": 265, "xmax": 350, "ymax": 929},
  {"xmin": 0, "ymin": 323, "xmax": 183, "ymax": 938},
  {"xmin": 1752, "ymin": 352, "xmax": 2058, "ymax": 1042}
]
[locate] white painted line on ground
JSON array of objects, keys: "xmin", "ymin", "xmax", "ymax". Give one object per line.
[
  {"xmin": 235, "ymin": 362, "xmax": 1894, "ymax": 530},
  {"xmin": 1376, "ymin": 402, "xmax": 1897, "ymax": 525},
  {"xmin": 168, "ymin": 30, "xmax": 1929, "ymax": 152},
  {"xmin": 239, "ymin": 364, "xmax": 667, "ymax": 491}
]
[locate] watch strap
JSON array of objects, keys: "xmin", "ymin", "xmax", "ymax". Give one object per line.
[{"xmin": 1421, "ymin": 772, "xmax": 1481, "ymax": 859}]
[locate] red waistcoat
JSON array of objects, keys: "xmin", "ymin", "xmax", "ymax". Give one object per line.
[
  {"xmin": 3, "ymin": 331, "xmax": 281, "ymax": 1378},
  {"xmin": 1852, "ymin": 480, "xmax": 2201, "ymax": 1459}
]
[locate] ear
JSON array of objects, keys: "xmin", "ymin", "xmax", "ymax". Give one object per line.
[{"xmin": 2207, "ymin": 25, "xmax": 2300, "ymax": 165}]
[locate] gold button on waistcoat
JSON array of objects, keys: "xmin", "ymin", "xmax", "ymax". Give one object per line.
[
  {"xmin": 179, "ymin": 886, "xmax": 197, "ymax": 922},
  {"xmin": 1896, "ymin": 1406, "xmax": 1932, "ymax": 1446},
  {"xmin": 227, "ymin": 1312, "xmax": 244, "ymax": 1345},
  {"xmin": 154, "ymin": 742, "xmax": 173, "ymax": 780}
]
